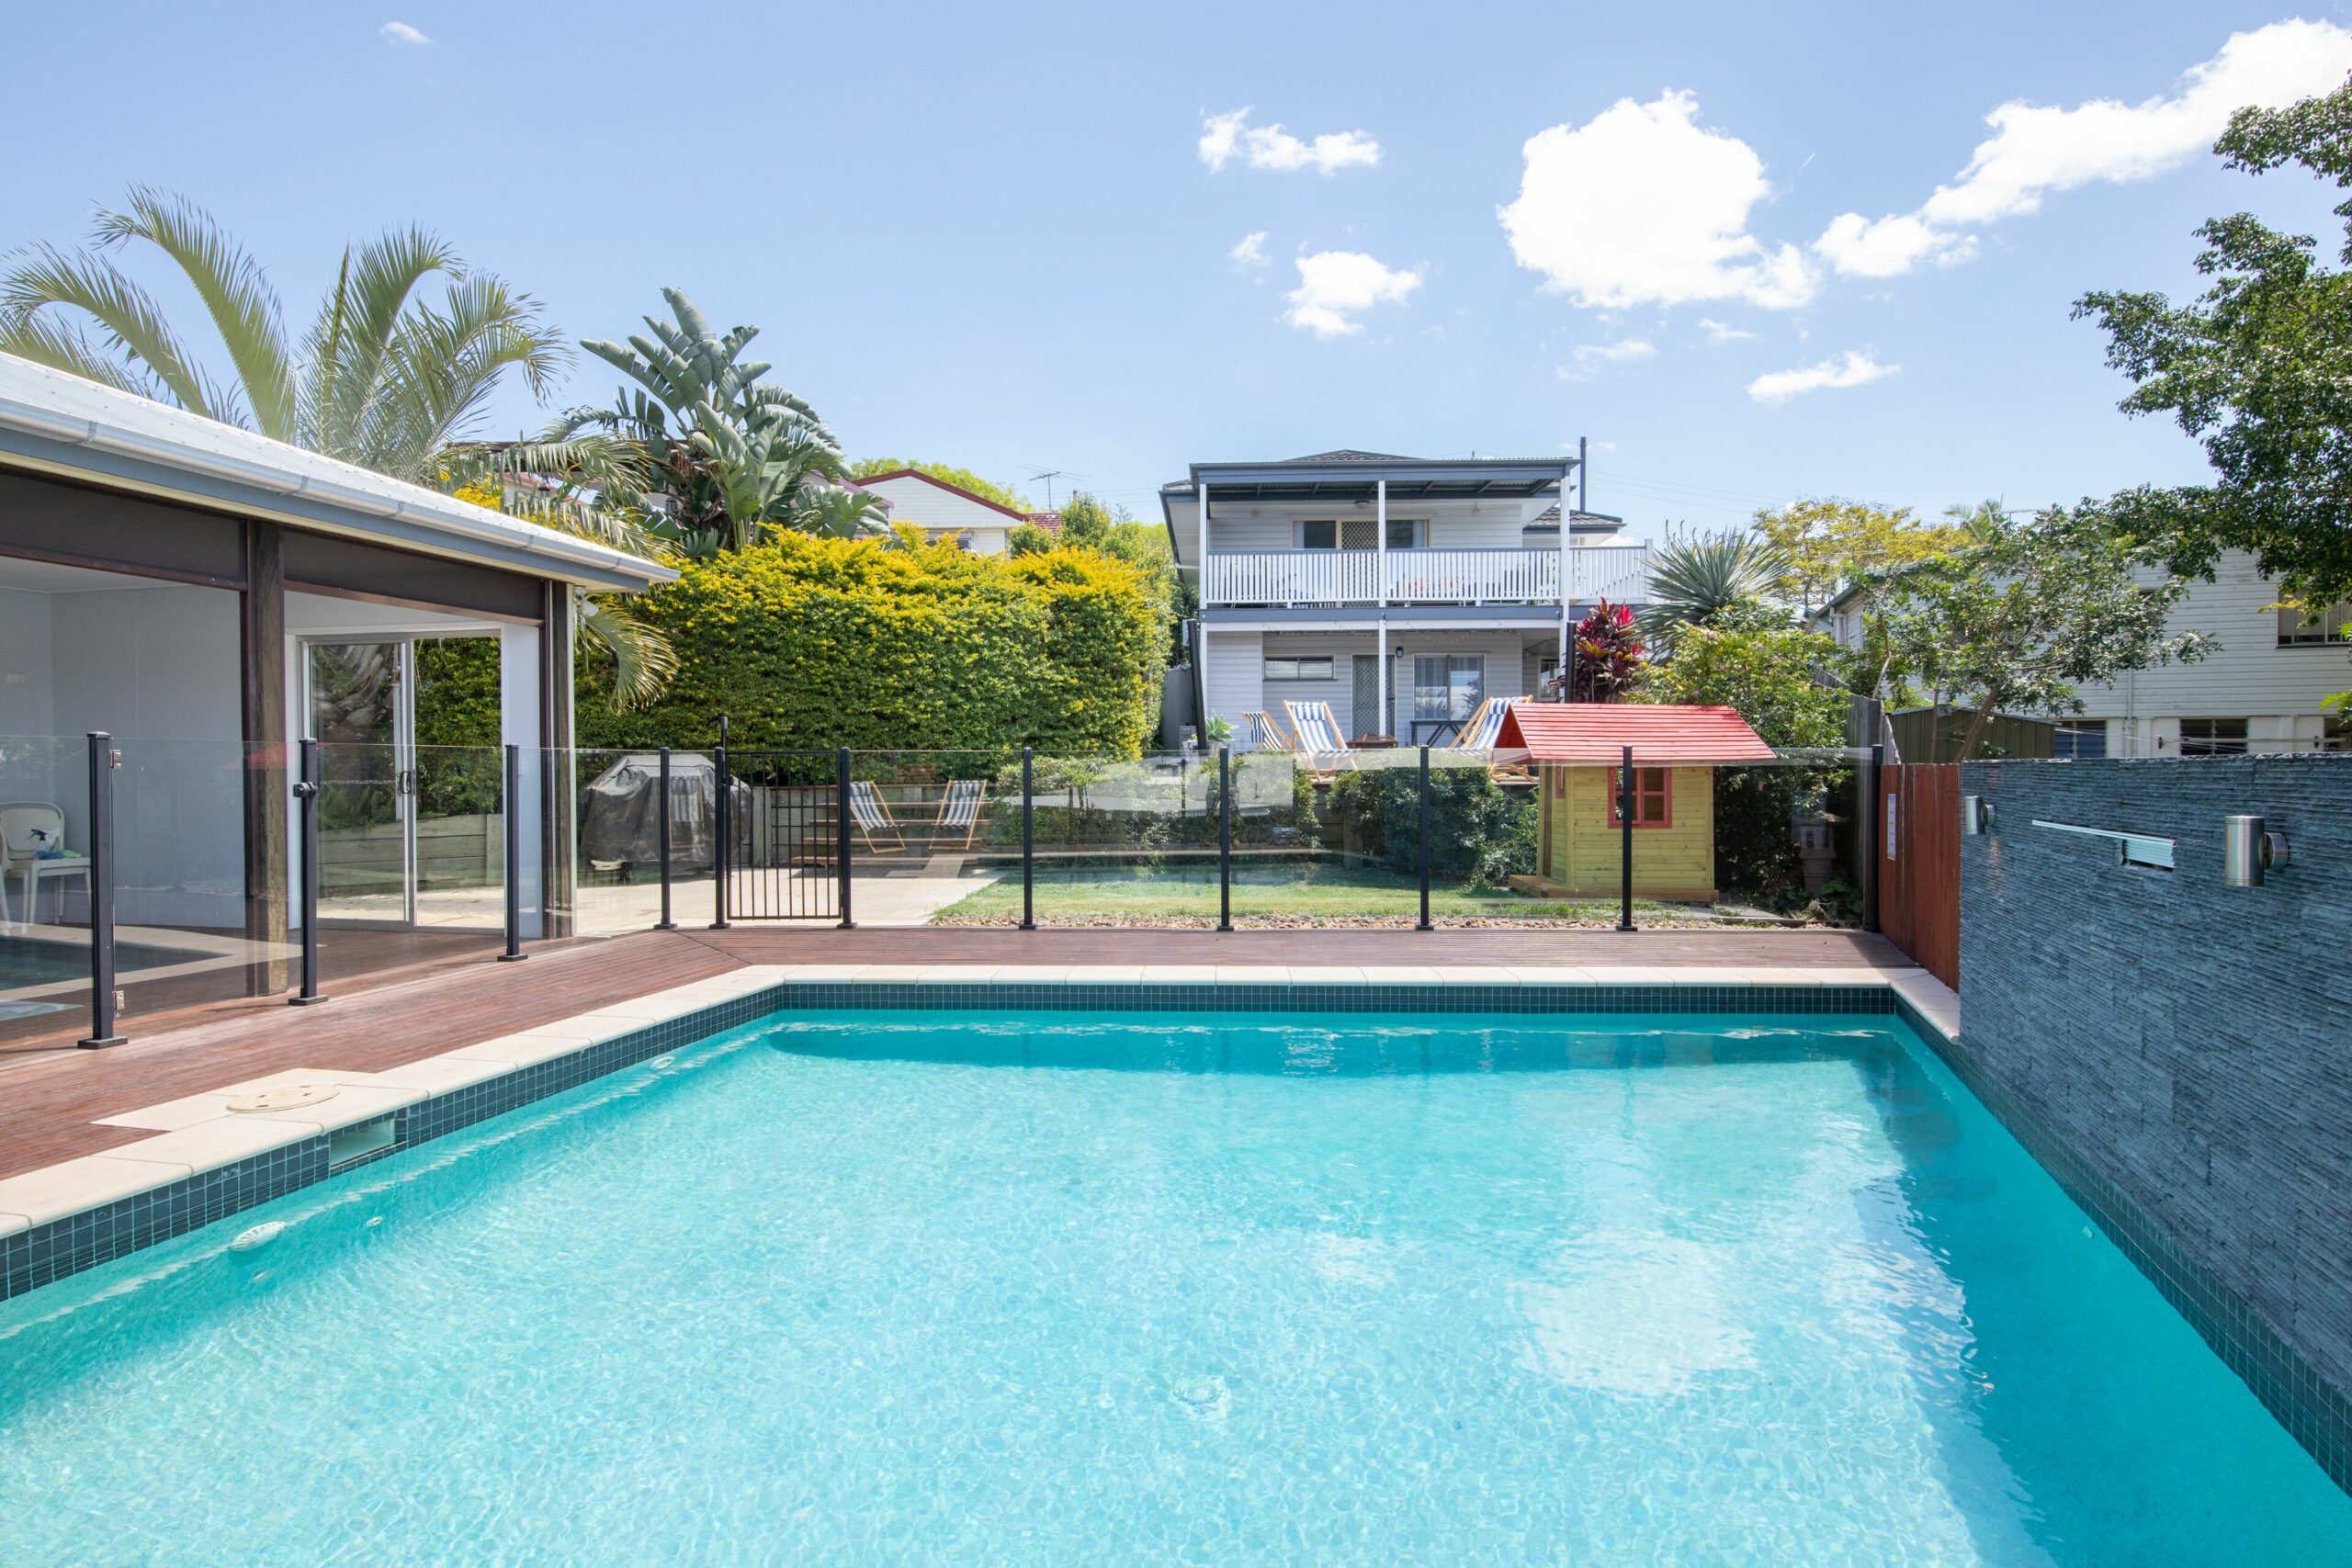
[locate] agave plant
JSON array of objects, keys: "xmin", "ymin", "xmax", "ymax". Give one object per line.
[
  {"xmin": 486, "ymin": 288, "xmax": 873, "ymax": 560},
  {"xmin": 1639, "ymin": 530, "xmax": 1792, "ymax": 649},
  {"xmin": 1, "ymin": 187, "xmax": 673, "ymax": 707}
]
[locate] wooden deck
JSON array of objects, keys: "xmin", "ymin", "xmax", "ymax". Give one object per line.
[{"xmin": 0, "ymin": 924, "xmax": 1912, "ymax": 1181}]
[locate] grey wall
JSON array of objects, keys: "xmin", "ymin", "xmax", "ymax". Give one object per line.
[
  {"xmin": 0, "ymin": 586, "xmax": 55, "ymax": 735},
  {"xmin": 1961, "ymin": 753, "xmax": 2352, "ymax": 1483}
]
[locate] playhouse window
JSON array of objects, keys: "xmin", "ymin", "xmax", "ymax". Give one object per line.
[{"xmin": 1606, "ymin": 766, "xmax": 1672, "ymax": 828}]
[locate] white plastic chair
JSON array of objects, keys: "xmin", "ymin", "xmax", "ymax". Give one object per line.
[{"xmin": 0, "ymin": 802, "xmax": 89, "ymax": 931}]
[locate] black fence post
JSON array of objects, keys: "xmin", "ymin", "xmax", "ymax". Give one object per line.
[
  {"xmin": 1020, "ymin": 747, "xmax": 1036, "ymax": 931},
  {"xmin": 711, "ymin": 739, "xmax": 732, "ymax": 931},
  {"xmin": 1616, "ymin": 743, "xmax": 1636, "ymax": 933},
  {"xmin": 1417, "ymin": 744, "xmax": 1433, "ymax": 931},
  {"xmin": 77, "ymin": 731, "xmax": 124, "ymax": 1047},
  {"xmin": 498, "ymin": 743, "xmax": 527, "ymax": 961},
  {"xmin": 1217, "ymin": 746, "xmax": 1234, "ymax": 932},
  {"xmin": 289, "ymin": 737, "xmax": 327, "ymax": 1006},
  {"xmin": 835, "ymin": 748, "xmax": 855, "ymax": 930},
  {"xmin": 1863, "ymin": 742, "xmax": 1884, "ymax": 933},
  {"xmin": 654, "ymin": 745, "xmax": 676, "ymax": 931}
]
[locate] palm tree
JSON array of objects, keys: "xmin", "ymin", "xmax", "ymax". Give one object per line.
[
  {"xmin": 1639, "ymin": 529, "xmax": 1792, "ymax": 649},
  {"xmin": 485, "ymin": 288, "xmax": 878, "ymax": 559},
  {"xmin": 0, "ymin": 187, "xmax": 672, "ymax": 706}
]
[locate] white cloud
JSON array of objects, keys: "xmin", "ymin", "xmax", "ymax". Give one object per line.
[
  {"xmin": 1812, "ymin": 213, "xmax": 1977, "ymax": 277},
  {"xmin": 1284, "ymin": 251, "xmax": 1421, "ymax": 337},
  {"xmin": 1747, "ymin": 350, "xmax": 1897, "ymax": 403},
  {"xmin": 1199, "ymin": 109, "xmax": 1380, "ymax": 175},
  {"xmin": 1229, "ymin": 231, "xmax": 1269, "ymax": 269},
  {"xmin": 1816, "ymin": 19, "xmax": 2352, "ymax": 276},
  {"xmin": 1499, "ymin": 91, "xmax": 1815, "ymax": 310},
  {"xmin": 1560, "ymin": 337, "xmax": 1656, "ymax": 378},
  {"xmin": 1695, "ymin": 318, "xmax": 1755, "ymax": 344},
  {"xmin": 379, "ymin": 19, "xmax": 432, "ymax": 46}
]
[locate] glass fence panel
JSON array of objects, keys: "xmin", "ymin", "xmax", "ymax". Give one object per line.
[
  {"xmin": 1708, "ymin": 754, "xmax": 1868, "ymax": 926},
  {"xmin": 0, "ymin": 736, "xmax": 93, "ymax": 1046},
  {"xmin": 307, "ymin": 740, "xmax": 505, "ymax": 988},
  {"xmin": 1021, "ymin": 752, "xmax": 1219, "ymax": 927},
  {"xmin": 850, "ymin": 751, "xmax": 1009, "ymax": 928},
  {"xmin": 571, "ymin": 748, "xmax": 718, "ymax": 935},
  {"xmin": 108, "ymin": 738, "xmax": 280, "ymax": 1021},
  {"xmin": 411, "ymin": 745, "xmax": 506, "ymax": 931}
]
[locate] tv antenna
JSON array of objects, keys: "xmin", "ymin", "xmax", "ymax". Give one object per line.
[{"xmin": 1025, "ymin": 468, "xmax": 1068, "ymax": 511}]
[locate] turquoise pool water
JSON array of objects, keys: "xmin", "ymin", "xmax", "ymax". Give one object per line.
[{"xmin": 1, "ymin": 1010, "xmax": 2346, "ymax": 1565}]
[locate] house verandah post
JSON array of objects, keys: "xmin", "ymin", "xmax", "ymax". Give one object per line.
[{"xmin": 1375, "ymin": 479, "xmax": 1388, "ymax": 736}]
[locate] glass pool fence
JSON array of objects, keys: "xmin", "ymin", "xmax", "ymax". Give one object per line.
[{"xmin": 0, "ymin": 731, "xmax": 1879, "ymax": 1047}]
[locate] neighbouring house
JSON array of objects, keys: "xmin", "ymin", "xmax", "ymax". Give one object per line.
[
  {"xmin": 1160, "ymin": 450, "xmax": 1655, "ymax": 747},
  {"xmin": 0, "ymin": 353, "xmax": 671, "ymax": 1028},
  {"xmin": 1815, "ymin": 550, "xmax": 2352, "ymax": 757},
  {"xmin": 849, "ymin": 468, "xmax": 1054, "ymax": 554},
  {"xmin": 1498, "ymin": 701, "xmax": 1773, "ymax": 899}
]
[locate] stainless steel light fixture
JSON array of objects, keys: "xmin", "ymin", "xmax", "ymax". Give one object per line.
[
  {"xmin": 2222, "ymin": 815, "xmax": 2289, "ymax": 886},
  {"xmin": 1961, "ymin": 795, "xmax": 1993, "ymax": 835}
]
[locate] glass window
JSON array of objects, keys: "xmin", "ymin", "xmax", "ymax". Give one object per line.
[
  {"xmin": 1607, "ymin": 767, "xmax": 1672, "ymax": 828},
  {"xmin": 2277, "ymin": 602, "xmax": 2352, "ymax": 645},
  {"xmin": 1263, "ymin": 656, "xmax": 1334, "ymax": 682},
  {"xmin": 2052, "ymin": 721, "xmax": 2107, "ymax": 759},
  {"xmin": 1299, "ymin": 520, "xmax": 1338, "ymax": 549},
  {"xmin": 1412, "ymin": 655, "xmax": 1484, "ymax": 721},
  {"xmin": 2177, "ymin": 718, "xmax": 2248, "ymax": 756},
  {"xmin": 2319, "ymin": 716, "xmax": 2349, "ymax": 752}
]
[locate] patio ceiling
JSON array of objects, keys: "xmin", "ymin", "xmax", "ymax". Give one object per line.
[{"xmin": 1175, "ymin": 455, "xmax": 1570, "ymax": 505}]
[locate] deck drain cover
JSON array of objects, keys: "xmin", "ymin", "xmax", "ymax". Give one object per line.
[{"xmin": 226, "ymin": 1085, "xmax": 339, "ymax": 1113}]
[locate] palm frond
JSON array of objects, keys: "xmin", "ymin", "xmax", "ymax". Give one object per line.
[
  {"xmin": 301, "ymin": 225, "xmax": 458, "ymax": 457},
  {"xmin": 0, "ymin": 241, "xmax": 238, "ymax": 421},
  {"xmin": 576, "ymin": 590, "xmax": 677, "ymax": 710},
  {"xmin": 0, "ymin": 308, "xmax": 168, "ymax": 400},
  {"xmin": 94, "ymin": 186, "xmax": 293, "ymax": 437}
]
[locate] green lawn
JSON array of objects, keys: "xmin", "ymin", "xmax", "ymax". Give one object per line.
[{"xmin": 930, "ymin": 860, "xmax": 1695, "ymax": 926}]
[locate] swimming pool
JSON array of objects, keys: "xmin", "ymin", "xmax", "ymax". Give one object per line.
[{"xmin": 1, "ymin": 1008, "xmax": 2345, "ymax": 1564}]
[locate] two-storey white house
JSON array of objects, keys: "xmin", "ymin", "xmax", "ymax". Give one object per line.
[
  {"xmin": 1816, "ymin": 549, "xmax": 2351, "ymax": 756},
  {"xmin": 1161, "ymin": 450, "xmax": 1654, "ymax": 745}
]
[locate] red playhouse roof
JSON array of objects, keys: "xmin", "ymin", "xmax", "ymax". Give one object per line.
[{"xmin": 1497, "ymin": 702, "xmax": 1775, "ymax": 765}]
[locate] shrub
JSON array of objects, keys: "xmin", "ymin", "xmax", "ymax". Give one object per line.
[
  {"xmin": 1325, "ymin": 765, "xmax": 1534, "ymax": 886},
  {"xmin": 576, "ymin": 534, "xmax": 1160, "ymax": 756}
]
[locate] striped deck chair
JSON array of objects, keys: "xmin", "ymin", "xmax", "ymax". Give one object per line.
[
  {"xmin": 1283, "ymin": 700, "xmax": 1353, "ymax": 764},
  {"xmin": 846, "ymin": 780, "xmax": 908, "ymax": 854},
  {"xmin": 934, "ymin": 778, "xmax": 989, "ymax": 850},
  {"xmin": 1241, "ymin": 711, "xmax": 1295, "ymax": 754},
  {"xmin": 1455, "ymin": 696, "xmax": 1533, "ymax": 782}
]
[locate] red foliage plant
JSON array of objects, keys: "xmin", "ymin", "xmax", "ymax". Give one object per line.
[{"xmin": 1544, "ymin": 598, "xmax": 1646, "ymax": 703}]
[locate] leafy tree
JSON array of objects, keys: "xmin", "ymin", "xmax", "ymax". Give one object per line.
[
  {"xmin": 1752, "ymin": 498, "xmax": 1971, "ymax": 614},
  {"xmin": 1639, "ymin": 529, "xmax": 1792, "ymax": 649},
  {"xmin": 484, "ymin": 288, "xmax": 870, "ymax": 561},
  {"xmin": 1643, "ymin": 625, "xmax": 1847, "ymax": 749},
  {"xmin": 846, "ymin": 457, "xmax": 1033, "ymax": 513},
  {"xmin": 2075, "ymin": 77, "xmax": 2352, "ymax": 655},
  {"xmin": 0, "ymin": 186, "xmax": 671, "ymax": 707},
  {"xmin": 1057, "ymin": 491, "xmax": 1115, "ymax": 549},
  {"xmin": 1007, "ymin": 523, "xmax": 1056, "ymax": 556},
  {"xmin": 1876, "ymin": 507, "xmax": 2212, "ymax": 760}
]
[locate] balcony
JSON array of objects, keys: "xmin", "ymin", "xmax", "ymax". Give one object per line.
[{"xmin": 1203, "ymin": 545, "xmax": 1653, "ymax": 608}]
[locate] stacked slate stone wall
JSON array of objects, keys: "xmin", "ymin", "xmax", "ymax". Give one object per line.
[{"xmin": 1959, "ymin": 753, "xmax": 2352, "ymax": 1486}]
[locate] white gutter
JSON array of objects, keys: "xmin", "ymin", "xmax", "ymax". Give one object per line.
[{"xmin": 0, "ymin": 360, "xmax": 673, "ymax": 591}]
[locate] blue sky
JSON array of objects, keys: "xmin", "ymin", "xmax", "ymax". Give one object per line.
[{"xmin": 8, "ymin": 2, "xmax": 2350, "ymax": 537}]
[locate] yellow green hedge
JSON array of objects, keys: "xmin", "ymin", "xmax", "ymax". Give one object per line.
[{"xmin": 577, "ymin": 534, "xmax": 1161, "ymax": 756}]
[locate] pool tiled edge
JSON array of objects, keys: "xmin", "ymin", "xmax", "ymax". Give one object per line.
[{"xmin": 0, "ymin": 963, "xmax": 1953, "ymax": 1303}]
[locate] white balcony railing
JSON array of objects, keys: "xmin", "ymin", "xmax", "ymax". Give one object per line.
[{"xmin": 1204, "ymin": 545, "xmax": 1653, "ymax": 607}]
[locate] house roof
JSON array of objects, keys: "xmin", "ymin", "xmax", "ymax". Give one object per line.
[
  {"xmin": 849, "ymin": 467, "xmax": 1035, "ymax": 523},
  {"xmin": 1498, "ymin": 702, "xmax": 1775, "ymax": 764},
  {"xmin": 1525, "ymin": 504, "xmax": 1627, "ymax": 535},
  {"xmin": 0, "ymin": 352, "xmax": 674, "ymax": 593}
]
